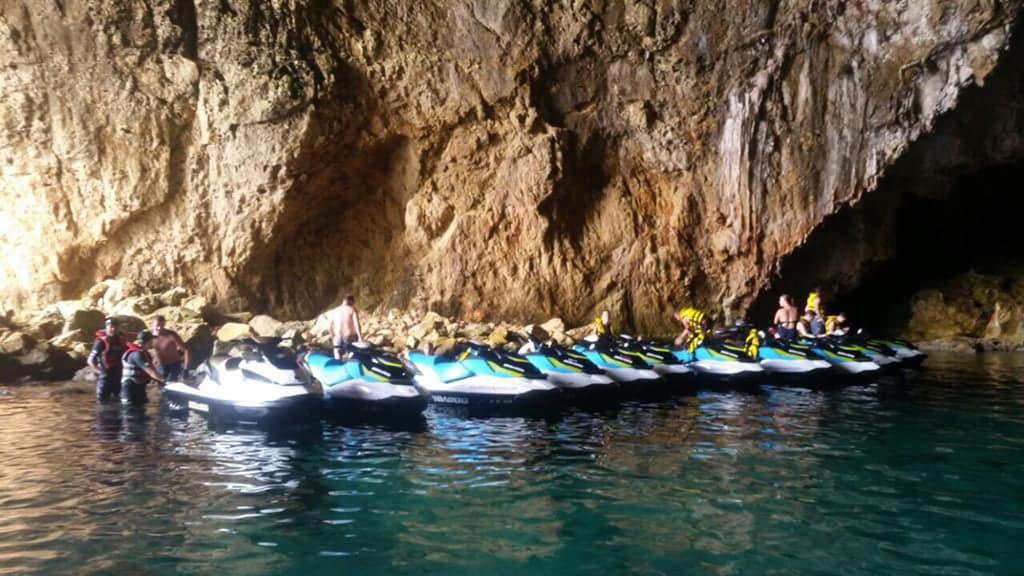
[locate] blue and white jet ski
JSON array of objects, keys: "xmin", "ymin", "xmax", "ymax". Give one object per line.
[
  {"xmin": 716, "ymin": 325, "xmax": 832, "ymax": 377},
  {"xmin": 162, "ymin": 338, "xmax": 321, "ymax": 424},
  {"xmin": 612, "ymin": 335, "xmax": 696, "ymax": 383},
  {"xmin": 795, "ymin": 338, "xmax": 883, "ymax": 376},
  {"xmin": 669, "ymin": 337, "xmax": 766, "ymax": 381},
  {"xmin": 406, "ymin": 341, "xmax": 560, "ymax": 409},
  {"xmin": 572, "ymin": 336, "xmax": 662, "ymax": 395},
  {"xmin": 518, "ymin": 337, "xmax": 619, "ymax": 399},
  {"xmin": 300, "ymin": 344, "xmax": 428, "ymax": 417}
]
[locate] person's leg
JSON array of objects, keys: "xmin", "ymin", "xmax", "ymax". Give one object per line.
[
  {"xmin": 162, "ymin": 362, "xmax": 182, "ymax": 381},
  {"xmin": 332, "ymin": 335, "xmax": 344, "ymax": 359},
  {"xmin": 121, "ymin": 379, "xmax": 148, "ymax": 404}
]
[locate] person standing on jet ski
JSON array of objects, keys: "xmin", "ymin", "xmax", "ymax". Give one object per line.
[
  {"xmin": 591, "ymin": 310, "xmax": 613, "ymax": 337},
  {"xmin": 673, "ymin": 307, "xmax": 707, "ymax": 349},
  {"xmin": 151, "ymin": 315, "xmax": 190, "ymax": 381},
  {"xmin": 88, "ymin": 317, "xmax": 128, "ymax": 401},
  {"xmin": 121, "ymin": 330, "xmax": 166, "ymax": 404},
  {"xmin": 327, "ymin": 295, "xmax": 363, "ymax": 359},
  {"xmin": 773, "ymin": 294, "xmax": 799, "ymax": 340}
]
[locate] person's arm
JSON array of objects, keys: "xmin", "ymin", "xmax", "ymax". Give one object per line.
[
  {"xmin": 144, "ymin": 365, "xmax": 166, "ymax": 384},
  {"xmin": 354, "ymin": 310, "xmax": 363, "ymax": 342},
  {"xmin": 773, "ymin": 309, "xmax": 782, "ymax": 326},
  {"xmin": 173, "ymin": 332, "xmax": 191, "ymax": 369},
  {"xmin": 87, "ymin": 340, "xmax": 103, "ymax": 373},
  {"xmin": 132, "ymin": 353, "xmax": 166, "ymax": 385}
]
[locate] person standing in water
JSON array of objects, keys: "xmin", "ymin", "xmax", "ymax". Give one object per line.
[
  {"xmin": 151, "ymin": 315, "xmax": 190, "ymax": 381},
  {"xmin": 88, "ymin": 317, "xmax": 127, "ymax": 401},
  {"xmin": 120, "ymin": 330, "xmax": 166, "ymax": 404},
  {"xmin": 327, "ymin": 295, "xmax": 363, "ymax": 359},
  {"xmin": 773, "ymin": 294, "xmax": 799, "ymax": 340}
]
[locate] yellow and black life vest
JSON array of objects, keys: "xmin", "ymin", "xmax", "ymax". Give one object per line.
[
  {"xmin": 592, "ymin": 317, "xmax": 611, "ymax": 336},
  {"xmin": 744, "ymin": 329, "xmax": 760, "ymax": 358}
]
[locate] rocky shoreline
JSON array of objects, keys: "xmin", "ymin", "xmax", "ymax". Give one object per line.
[{"xmin": 0, "ymin": 279, "xmax": 593, "ymax": 384}]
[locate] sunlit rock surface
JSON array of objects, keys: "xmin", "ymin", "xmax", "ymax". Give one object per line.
[{"xmin": 1, "ymin": 1, "xmax": 1020, "ymax": 333}]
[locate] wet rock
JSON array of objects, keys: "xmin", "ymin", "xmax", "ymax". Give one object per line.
[
  {"xmin": 73, "ymin": 365, "xmax": 98, "ymax": 382},
  {"xmin": 0, "ymin": 342, "xmax": 81, "ymax": 382}
]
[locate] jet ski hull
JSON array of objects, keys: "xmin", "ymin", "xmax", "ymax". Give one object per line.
[
  {"xmin": 162, "ymin": 381, "xmax": 321, "ymax": 424},
  {"xmin": 322, "ymin": 382, "xmax": 428, "ymax": 416}
]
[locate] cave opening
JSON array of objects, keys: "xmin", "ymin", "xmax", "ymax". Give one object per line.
[
  {"xmin": 749, "ymin": 162, "xmax": 1024, "ymax": 335},
  {"xmin": 749, "ymin": 22, "xmax": 1024, "ymax": 337}
]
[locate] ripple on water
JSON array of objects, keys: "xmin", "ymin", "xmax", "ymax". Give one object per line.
[{"xmin": 0, "ymin": 352, "xmax": 1023, "ymax": 575}]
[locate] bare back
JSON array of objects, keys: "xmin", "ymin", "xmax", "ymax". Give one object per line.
[
  {"xmin": 328, "ymin": 304, "xmax": 360, "ymax": 340},
  {"xmin": 774, "ymin": 306, "xmax": 798, "ymax": 329}
]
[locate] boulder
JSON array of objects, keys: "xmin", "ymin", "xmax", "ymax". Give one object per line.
[
  {"xmin": 249, "ymin": 314, "xmax": 284, "ymax": 337},
  {"xmin": 523, "ymin": 323, "xmax": 550, "ymax": 341},
  {"xmin": 159, "ymin": 287, "xmax": 189, "ymax": 307},
  {"xmin": 181, "ymin": 295, "xmax": 212, "ymax": 319},
  {"xmin": 487, "ymin": 325, "xmax": 509, "ymax": 347},
  {"xmin": 185, "ymin": 324, "xmax": 215, "ymax": 367},
  {"xmin": 2, "ymin": 342, "xmax": 82, "ymax": 382},
  {"xmin": 147, "ymin": 305, "xmax": 204, "ymax": 326},
  {"xmin": 99, "ymin": 278, "xmax": 143, "ymax": 309},
  {"xmin": 73, "ymin": 365, "xmax": 98, "ymax": 382},
  {"xmin": 49, "ymin": 329, "xmax": 91, "ymax": 349},
  {"xmin": 64, "ymin": 308, "xmax": 107, "ymax": 334},
  {"xmin": 0, "ymin": 331, "xmax": 35, "ymax": 356},
  {"xmin": 540, "ymin": 317, "xmax": 566, "ymax": 336},
  {"xmin": 109, "ymin": 295, "xmax": 162, "ymax": 317},
  {"xmin": 25, "ymin": 307, "xmax": 64, "ymax": 340},
  {"xmin": 106, "ymin": 315, "xmax": 147, "ymax": 335},
  {"xmin": 216, "ymin": 322, "xmax": 254, "ymax": 342}
]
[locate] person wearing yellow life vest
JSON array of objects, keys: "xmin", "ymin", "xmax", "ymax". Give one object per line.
[
  {"xmin": 591, "ymin": 310, "xmax": 612, "ymax": 337},
  {"xmin": 673, "ymin": 307, "xmax": 708, "ymax": 350},
  {"xmin": 825, "ymin": 313, "xmax": 848, "ymax": 335},
  {"xmin": 806, "ymin": 289, "xmax": 824, "ymax": 317}
]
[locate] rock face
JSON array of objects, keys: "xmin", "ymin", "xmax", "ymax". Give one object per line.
[{"xmin": 1, "ymin": 1, "xmax": 1020, "ymax": 332}]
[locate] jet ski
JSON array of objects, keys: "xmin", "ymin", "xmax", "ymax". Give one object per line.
[
  {"xmin": 299, "ymin": 344, "xmax": 428, "ymax": 417},
  {"xmin": 518, "ymin": 337, "xmax": 619, "ymax": 400},
  {"xmin": 405, "ymin": 341, "xmax": 561, "ymax": 410},
  {"xmin": 856, "ymin": 333, "xmax": 927, "ymax": 368},
  {"xmin": 824, "ymin": 335, "xmax": 902, "ymax": 370},
  {"xmin": 716, "ymin": 325, "xmax": 832, "ymax": 377},
  {"xmin": 571, "ymin": 336, "xmax": 663, "ymax": 396},
  {"xmin": 162, "ymin": 338, "xmax": 322, "ymax": 424},
  {"xmin": 669, "ymin": 336, "xmax": 766, "ymax": 381},
  {"xmin": 795, "ymin": 338, "xmax": 883, "ymax": 376},
  {"xmin": 612, "ymin": 335, "xmax": 695, "ymax": 381}
]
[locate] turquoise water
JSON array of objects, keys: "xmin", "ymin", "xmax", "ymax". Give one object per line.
[{"xmin": 1, "ymin": 351, "xmax": 1023, "ymax": 575}]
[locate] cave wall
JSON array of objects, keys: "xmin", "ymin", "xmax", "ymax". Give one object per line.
[
  {"xmin": 0, "ymin": 1, "xmax": 1020, "ymax": 331},
  {"xmin": 749, "ymin": 19, "xmax": 1024, "ymax": 335}
]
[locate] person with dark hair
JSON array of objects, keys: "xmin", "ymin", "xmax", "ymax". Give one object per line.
[
  {"xmin": 88, "ymin": 318, "xmax": 127, "ymax": 401},
  {"xmin": 773, "ymin": 294, "xmax": 799, "ymax": 340},
  {"xmin": 151, "ymin": 315, "xmax": 190, "ymax": 381},
  {"xmin": 120, "ymin": 330, "xmax": 166, "ymax": 404},
  {"xmin": 326, "ymin": 294, "xmax": 363, "ymax": 359}
]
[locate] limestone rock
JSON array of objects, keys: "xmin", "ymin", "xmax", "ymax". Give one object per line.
[
  {"xmin": 159, "ymin": 287, "xmax": 189, "ymax": 308},
  {"xmin": 25, "ymin": 308, "xmax": 64, "ymax": 341},
  {"xmin": 0, "ymin": 331, "xmax": 34, "ymax": 356},
  {"xmin": 184, "ymin": 324, "xmax": 215, "ymax": 368},
  {"xmin": 249, "ymin": 315, "xmax": 285, "ymax": 338},
  {"xmin": 0, "ymin": 1, "xmax": 1020, "ymax": 341},
  {"xmin": 216, "ymin": 323, "xmax": 254, "ymax": 342},
  {"xmin": 64, "ymin": 308, "xmax": 107, "ymax": 334}
]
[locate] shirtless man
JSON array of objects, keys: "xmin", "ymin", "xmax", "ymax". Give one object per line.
[
  {"xmin": 327, "ymin": 295, "xmax": 363, "ymax": 359},
  {"xmin": 151, "ymin": 315, "xmax": 191, "ymax": 381},
  {"xmin": 773, "ymin": 294, "xmax": 799, "ymax": 340}
]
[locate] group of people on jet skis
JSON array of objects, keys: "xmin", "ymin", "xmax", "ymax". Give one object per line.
[{"xmin": 84, "ymin": 288, "xmax": 923, "ymax": 422}]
